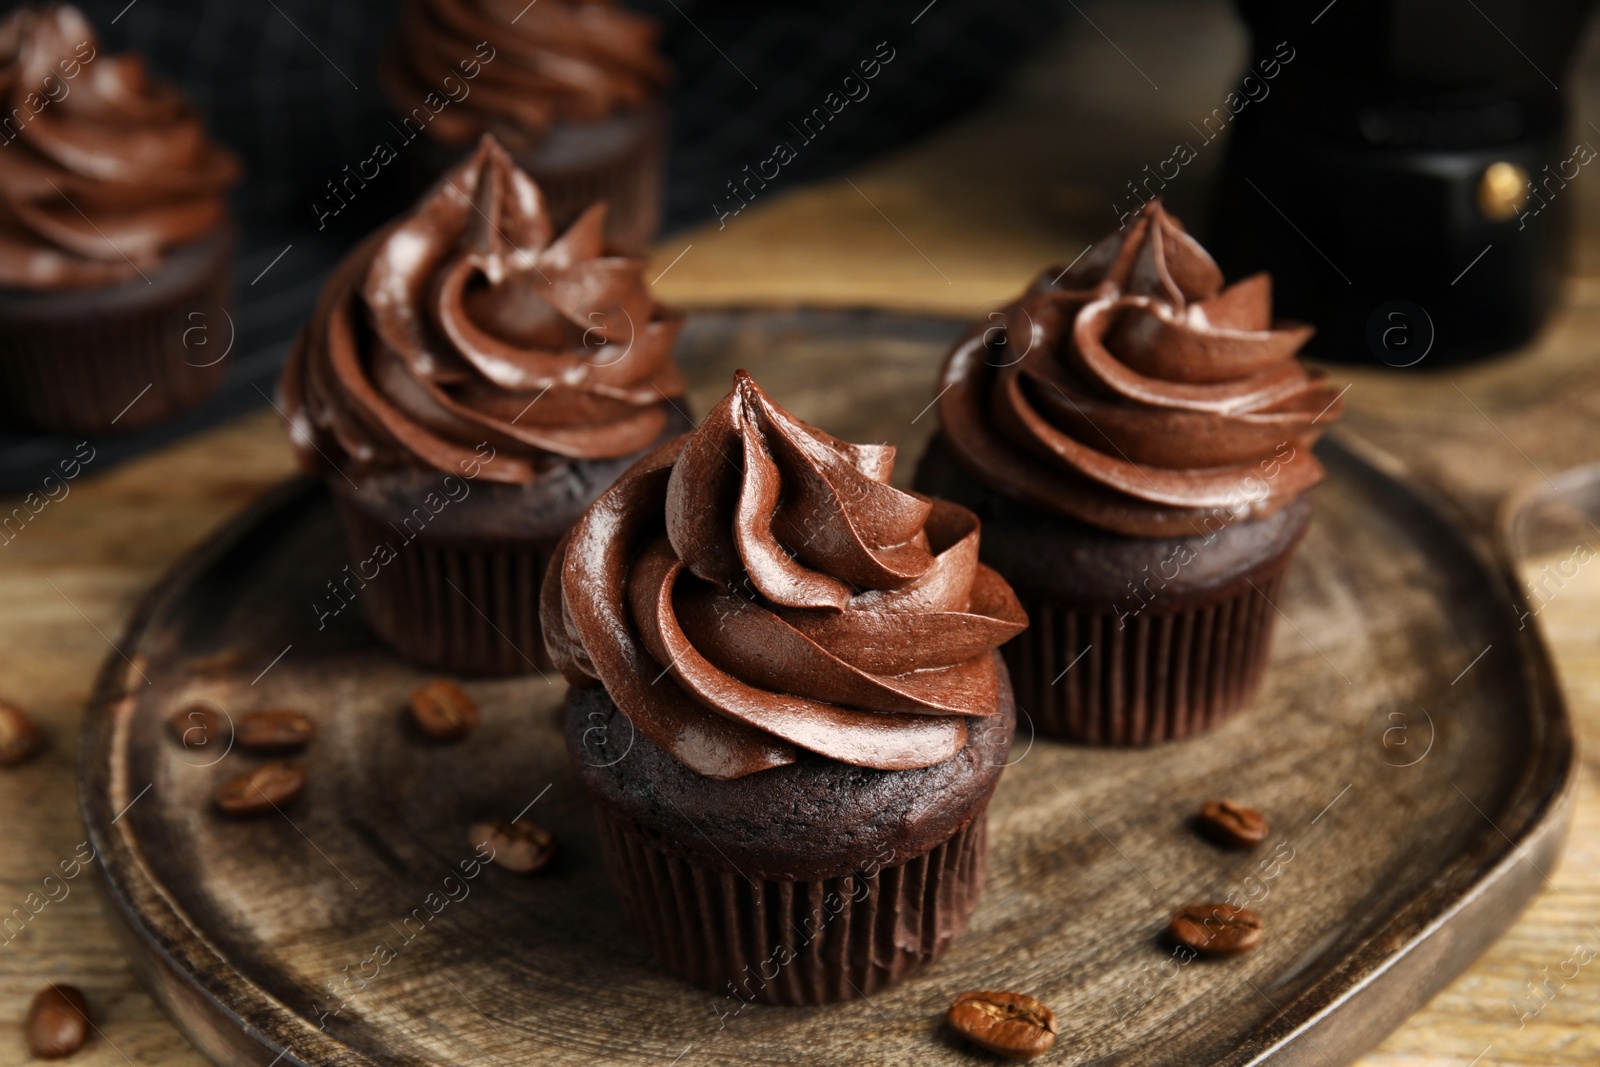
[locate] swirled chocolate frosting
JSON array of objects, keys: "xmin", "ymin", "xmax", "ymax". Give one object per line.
[
  {"xmin": 935, "ymin": 200, "xmax": 1344, "ymax": 539},
  {"xmin": 382, "ymin": 0, "xmax": 670, "ymax": 151},
  {"xmin": 544, "ymin": 372, "xmax": 1028, "ymax": 780},
  {"xmin": 0, "ymin": 4, "xmax": 238, "ymax": 289},
  {"xmin": 281, "ymin": 134, "xmax": 685, "ymax": 483}
]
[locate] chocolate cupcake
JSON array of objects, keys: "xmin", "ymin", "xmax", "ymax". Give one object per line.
[
  {"xmin": 915, "ymin": 201, "xmax": 1344, "ymax": 745},
  {"xmin": 280, "ymin": 134, "xmax": 687, "ymax": 676},
  {"xmin": 0, "ymin": 4, "xmax": 240, "ymax": 435},
  {"xmin": 381, "ymin": 0, "xmax": 670, "ymax": 254},
  {"xmin": 544, "ymin": 372, "xmax": 1027, "ymax": 1004}
]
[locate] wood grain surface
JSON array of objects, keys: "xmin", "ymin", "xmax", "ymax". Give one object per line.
[{"xmin": 4, "ymin": 1, "xmax": 1600, "ymax": 1063}]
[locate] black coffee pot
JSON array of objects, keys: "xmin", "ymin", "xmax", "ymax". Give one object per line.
[{"xmin": 1209, "ymin": 0, "xmax": 1599, "ymax": 366}]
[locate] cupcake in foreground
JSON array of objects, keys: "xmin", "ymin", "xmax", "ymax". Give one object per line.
[
  {"xmin": 544, "ymin": 371, "xmax": 1027, "ymax": 1004},
  {"xmin": 381, "ymin": 0, "xmax": 670, "ymax": 254},
  {"xmin": 916, "ymin": 200, "xmax": 1344, "ymax": 745},
  {"xmin": 0, "ymin": 4, "xmax": 240, "ymax": 435},
  {"xmin": 280, "ymin": 134, "xmax": 687, "ymax": 675}
]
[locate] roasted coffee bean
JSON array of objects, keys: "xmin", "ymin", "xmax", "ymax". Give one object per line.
[
  {"xmin": 169, "ymin": 704, "xmax": 227, "ymax": 751},
  {"xmin": 469, "ymin": 819, "xmax": 555, "ymax": 873},
  {"xmin": 411, "ymin": 681, "xmax": 479, "ymax": 741},
  {"xmin": 236, "ymin": 709, "xmax": 316, "ymax": 752},
  {"xmin": 1169, "ymin": 903, "xmax": 1263, "ymax": 957},
  {"xmin": 215, "ymin": 761, "xmax": 305, "ymax": 815},
  {"xmin": 1197, "ymin": 799, "xmax": 1270, "ymax": 848},
  {"xmin": 947, "ymin": 990, "xmax": 1057, "ymax": 1059},
  {"xmin": 27, "ymin": 983, "xmax": 89, "ymax": 1058},
  {"xmin": 0, "ymin": 700, "xmax": 43, "ymax": 765}
]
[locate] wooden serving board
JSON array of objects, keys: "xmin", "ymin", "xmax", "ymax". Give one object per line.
[{"xmin": 78, "ymin": 309, "xmax": 1575, "ymax": 1067}]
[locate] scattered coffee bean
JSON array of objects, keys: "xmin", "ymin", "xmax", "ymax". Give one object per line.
[
  {"xmin": 27, "ymin": 983, "xmax": 89, "ymax": 1059},
  {"xmin": 236, "ymin": 709, "xmax": 316, "ymax": 752},
  {"xmin": 1197, "ymin": 799, "xmax": 1270, "ymax": 848},
  {"xmin": 0, "ymin": 700, "xmax": 42, "ymax": 766},
  {"xmin": 469, "ymin": 819, "xmax": 555, "ymax": 873},
  {"xmin": 947, "ymin": 990, "xmax": 1057, "ymax": 1060},
  {"xmin": 411, "ymin": 680, "xmax": 479, "ymax": 741},
  {"xmin": 1169, "ymin": 903, "xmax": 1263, "ymax": 957},
  {"xmin": 215, "ymin": 761, "xmax": 305, "ymax": 815},
  {"xmin": 168, "ymin": 704, "xmax": 227, "ymax": 751}
]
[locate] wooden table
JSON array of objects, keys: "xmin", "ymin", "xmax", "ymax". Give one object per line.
[{"xmin": 3, "ymin": 3, "xmax": 1599, "ymax": 1063}]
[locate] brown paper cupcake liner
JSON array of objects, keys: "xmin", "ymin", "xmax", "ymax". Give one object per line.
[
  {"xmin": 1007, "ymin": 564, "xmax": 1290, "ymax": 745},
  {"xmin": 595, "ymin": 808, "xmax": 989, "ymax": 1006},
  {"xmin": 0, "ymin": 253, "xmax": 231, "ymax": 436},
  {"xmin": 330, "ymin": 497, "xmax": 553, "ymax": 676}
]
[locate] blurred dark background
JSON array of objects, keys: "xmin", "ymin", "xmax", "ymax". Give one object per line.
[
  {"xmin": 5, "ymin": 0, "xmax": 1600, "ymax": 486},
  {"xmin": 49, "ymin": 0, "xmax": 1066, "ymax": 243}
]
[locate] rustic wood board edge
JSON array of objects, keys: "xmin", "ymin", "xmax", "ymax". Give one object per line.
[
  {"xmin": 71, "ymin": 314, "xmax": 1578, "ymax": 1067},
  {"xmin": 1219, "ymin": 440, "xmax": 1578, "ymax": 1066},
  {"xmin": 81, "ymin": 477, "xmax": 323, "ymax": 1067}
]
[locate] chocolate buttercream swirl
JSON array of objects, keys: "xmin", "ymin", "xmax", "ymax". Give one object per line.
[
  {"xmin": 545, "ymin": 372, "xmax": 1028, "ymax": 780},
  {"xmin": 383, "ymin": 0, "xmax": 670, "ymax": 151},
  {"xmin": 937, "ymin": 200, "xmax": 1344, "ymax": 539},
  {"xmin": 0, "ymin": 4, "xmax": 239, "ymax": 289},
  {"xmin": 282, "ymin": 134, "xmax": 685, "ymax": 483}
]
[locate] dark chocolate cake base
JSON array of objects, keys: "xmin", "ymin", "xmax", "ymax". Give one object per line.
[
  {"xmin": 916, "ymin": 433, "xmax": 1311, "ymax": 745},
  {"xmin": 565, "ymin": 660, "xmax": 1015, "ymax": 1004},
  {"xmin": 0, "ymin": 228, "xmax": 234, "ymax": 436}
]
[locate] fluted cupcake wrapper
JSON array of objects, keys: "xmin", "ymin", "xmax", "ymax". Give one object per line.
[
  {"xmin": 329, "ymin": 494, "xmax": 554, "ymax": 676},
  {"xmin": 595, "ymin": 807, "xmax": 990, "ymax": 1006},
  {"xmin": 1007, "ymin": 559, "xmax": 1293, "ymax": 745},
  {"xmin": 0, "ymin": 266, "xmax": 230, "ymax": 436}
]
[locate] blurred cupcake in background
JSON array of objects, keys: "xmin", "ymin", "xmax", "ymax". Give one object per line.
[
  {"xmin": 916, "ymin": 200, "xmax": 1343, "ymax": 745},
  {"xmin": 0, "ymin": 3, "xmax": 240, "ymax": 435},
  {"xmin": 280, "ymin": 134, "xmax": 687, "ymax": 676},
  {"xmin": 381, "ymin": 0, "xmax": 671, "ymax": 254}
]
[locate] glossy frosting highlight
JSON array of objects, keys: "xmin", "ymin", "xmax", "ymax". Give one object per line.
[
  {"xmin": 383, "ymin": 0, "xmax": 670, "ymax": 150},
  {"xmin": 0, "ymin": 4, "xmax": 239, "ymax": 289},
  {"xmin": 936, "ymin": 201, "xmax": 1343, "ymax": 539},
  {"xmin": 281, "ymin": 134, "xmax": 685, "ymax": 483},
  {"xmin": 545, "ymin": 372, "xmax": 1027, "ymax": 780}
]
